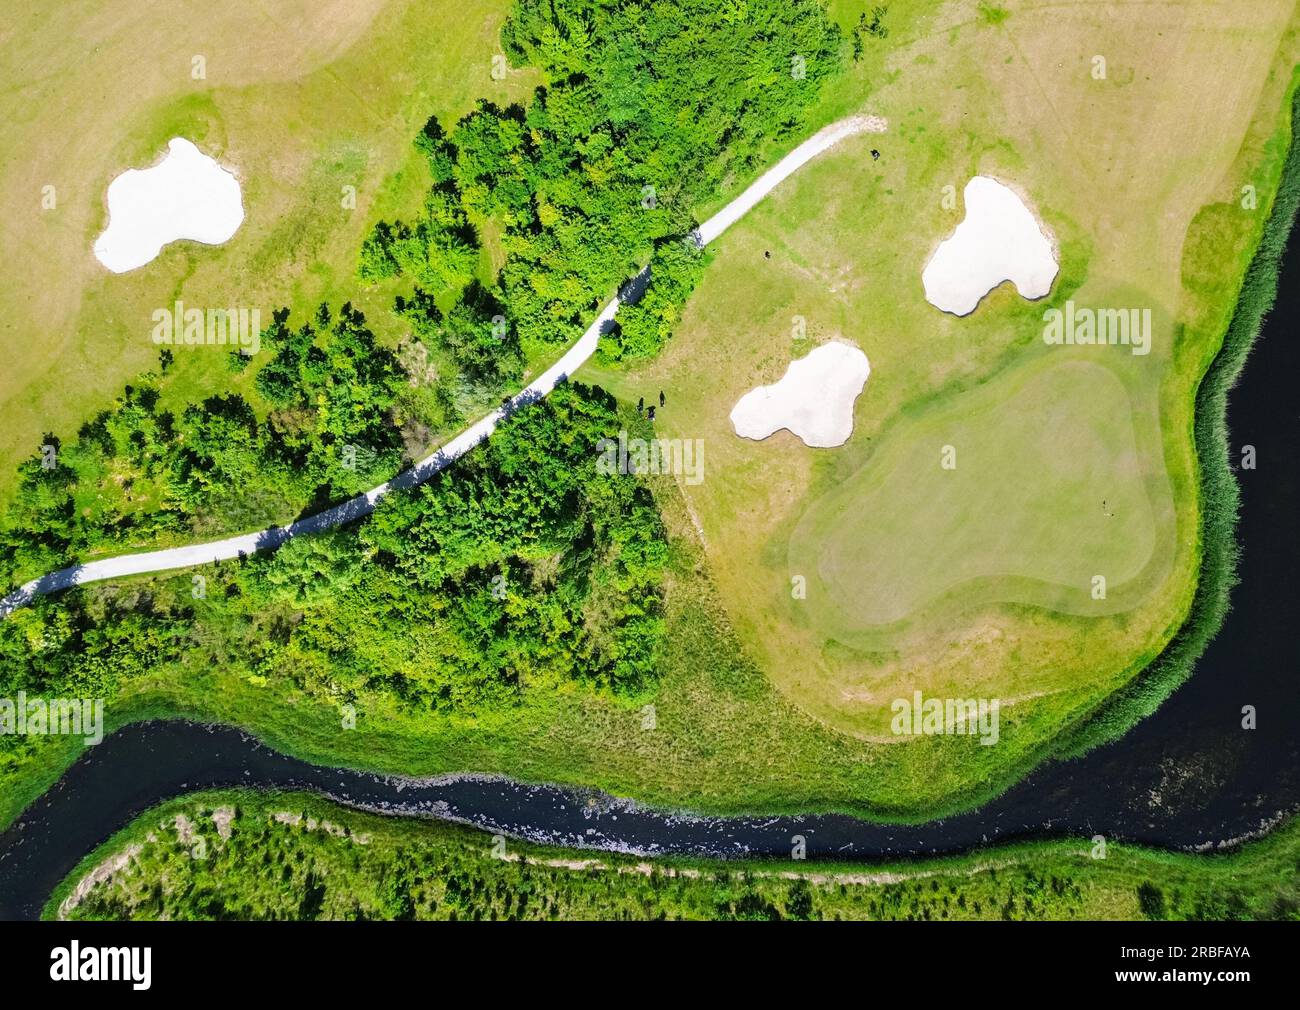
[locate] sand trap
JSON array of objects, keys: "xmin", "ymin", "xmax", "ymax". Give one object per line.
[
  {"xmin": 730, "ymin": 342, "xmax": 870, "ymax": 448},
  {"xmin": 93, "ymin": 138, "xmax": 244, "ymax": 273},
  {"xmin": 921, "ymin": 176, "xmax": 1057, "ymax": 316}
]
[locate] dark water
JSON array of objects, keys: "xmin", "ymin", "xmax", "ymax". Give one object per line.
[{"xmin": 2, "ymin": 240, "xmax": 1298, "ymax": 922}]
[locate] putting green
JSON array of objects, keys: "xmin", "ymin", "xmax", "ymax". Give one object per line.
[{"xmin": 788, "ymin": 354, "xmax": 1170, "ymax": 637}]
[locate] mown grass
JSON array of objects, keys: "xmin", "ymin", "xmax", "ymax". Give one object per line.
[
  {"xmin": 46, "ymin": 787, "xmax": 1300, "ymax": 920},
  {"xmin": 1059, "ymin": 71, "xmax": 1300, "ymax": 757},
  {"xmin": 583, "ymin": 2, "xmax": 1300, "ymax": 761},
  {"xmin": 790, "ymin": 357, "xmax": 1159, "ymax": 632}
]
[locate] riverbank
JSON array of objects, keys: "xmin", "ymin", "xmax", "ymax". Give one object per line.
[
  {"xmin": 1059, "ymin": 71, "xmax": 1300, "ymax": 759},
  {"xmin": 43, "ymin": 788, "xmax": 1300, "ymax": 921}
]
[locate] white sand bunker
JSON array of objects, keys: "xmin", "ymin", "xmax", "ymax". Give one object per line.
[
  {"xmin": 730, "ymin": 342, "xmax": 870, "ymax": 448},
  {"xmin": 93, "ymin": 138, "xmax": 244, "ymax": 273},
  {"xmin": 921, "ymin": 176, "xmax": 1057, "ymax": 316}
]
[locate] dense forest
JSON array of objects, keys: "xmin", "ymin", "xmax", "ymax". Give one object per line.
[
  {"xmin": 0, "ymin": 304, "xmax": 406, "ymax": 591},
  {"xmin": 0, "ymin": 382, "xmax": 667, "ymax": 720},
  {"xmin": 361, "ymin": 0, "xmax": 842, "ymax": 368}
]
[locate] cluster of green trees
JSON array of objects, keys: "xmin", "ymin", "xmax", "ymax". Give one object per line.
[
  {"xmin": 851, "ymin": 6, "xmax": 891, "ymax": 61},
  {"xmin": 248, "ymin": 382, "xmax": 668, "ymax": 707},
  {"xmin": 361, "ymin": 0, "xmax": 842, "ymax": 371},
  {"xmin": 0, "ymin": 384, "xmax": 667, "ymax": 715},
  {"xmin": 0, "ymin": 304, "xmax": 406, "ymax": 591}
]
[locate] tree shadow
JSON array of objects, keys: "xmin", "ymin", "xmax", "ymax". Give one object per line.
[
  {"xmin": 0, "ymin": 561, "xmax": 87, "ymax": 616},
  {"xmin": 618, "ymin": 264, "xmax": 653, "ymax": 307}
]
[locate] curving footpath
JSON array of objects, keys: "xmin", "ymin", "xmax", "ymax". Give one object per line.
[{"xmin": 0, "ymin": 115, "xmax": 885, "ymax": 618}]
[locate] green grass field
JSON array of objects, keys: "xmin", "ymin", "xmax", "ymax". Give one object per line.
[
  {"xmin": 584, "ymin": 0, "xmax": 1300, "ymax": 742},
  {"xmin": 47, "ymin": 789, "xmax": 1300, "ymax": 920},
  {"xmin": 791, "ymin": 356, "xmax": 1162, "ymax": 630},
  {"xmin": 0, "ymin": 0, "xmax": 535, "ymax": 514}
]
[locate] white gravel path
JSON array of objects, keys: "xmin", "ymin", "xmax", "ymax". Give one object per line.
[{"xmin": 2, "ymin": 114, "xmax": 884, "ymax": 616}]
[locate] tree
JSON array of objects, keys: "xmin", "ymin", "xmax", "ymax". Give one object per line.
[{"xmin": 254, "ymin": 529, "xmax": 366, "ymax": 608}]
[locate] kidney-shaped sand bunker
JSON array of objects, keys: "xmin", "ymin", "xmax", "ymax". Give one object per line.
[
  {"xmin": 730, "ymin": 341, "xmax": 871, "ymax": 448},
  {"xmin": 93, "ymin": 138, "xmax": 244, "ymax": 274},
  {"xmin": 922, "ymin": 176, "xmax": 1057, "ymax": 316}
]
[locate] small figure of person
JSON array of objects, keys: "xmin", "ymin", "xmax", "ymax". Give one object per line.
[
  {"xmin": 659, "ymin": 390, "xmax": 665, "ymax": 407},
  {"xmin": 647, "ymin": 405, "xmax": 656, "ymax": 421},
  {"xmin": 637, "ymin": 396, "xmax": 644, "ymax": 415},
  {"xmin": 870, "ymin": 149, "xmax": 880, "ymax": 161}
]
